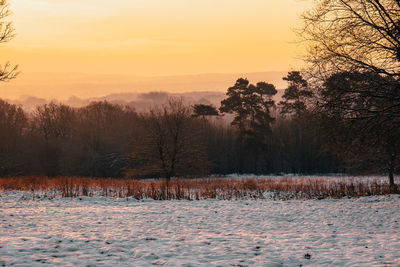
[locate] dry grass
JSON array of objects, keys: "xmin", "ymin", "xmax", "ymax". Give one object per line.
[{"xmin": 0, "ymin": 176, "xmax": 399, "ymax": 200}]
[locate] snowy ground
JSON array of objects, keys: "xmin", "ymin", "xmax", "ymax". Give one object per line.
[{"xmin": 0, "ymin": 192, "xmax": 399, "ymax": 266}]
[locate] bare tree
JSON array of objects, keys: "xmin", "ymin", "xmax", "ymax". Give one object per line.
[
  {"xmin": 127, "ymin": 98, "xmax": 212, "ymax": 180},
  {"xmin": 75, "ymin": 101, "xmax": 137, "ymax": 177},
  {"xmin": 0, "ymin": 99, "xmax": 27, "ymax": 175},
  {"xmin": 0, "ymin": 0, "xmax": 17, "ymax": 82},
  {"xmin": 32, "ymin": 103, "xmax": 76, "ymax": 176},
  {"xmin": 301, "ymin": 0, "xmax": 400, "ymax": 79},
  {"xmin": 33, "ymin": 103, "xmax": 76, "ymax": 141},
  {"xmin": 301, "ymin": 0, "xmax": 400, "ymax": 187},
  {"xmin": 318, "ymin": 72, "xmax": 399, "ymax": 187}
]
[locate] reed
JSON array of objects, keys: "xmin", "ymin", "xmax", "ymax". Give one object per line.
[{"xmin": 0, "ymin": 176, "xmax": 398, "ymax": 200}]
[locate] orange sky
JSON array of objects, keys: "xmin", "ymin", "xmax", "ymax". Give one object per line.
[{"xmin": 0, "ymin": 0, "xmax": 311, "ymax": 99}]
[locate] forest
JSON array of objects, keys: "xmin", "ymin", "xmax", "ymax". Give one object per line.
[
  {"xmin": 0, "ymin": 69, "xmax": 397, "ymax": 185},
  {"xmin": 0, "ymin": 76, "xmax": 330, "ymax": 178}
]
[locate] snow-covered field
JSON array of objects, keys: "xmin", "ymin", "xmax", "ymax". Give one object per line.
[{"xmin": 1, "ymin": 192, "xmax": 399, "ymax": 266}]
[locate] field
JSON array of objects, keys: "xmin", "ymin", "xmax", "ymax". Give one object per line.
[{"xmin": 0, "ymin": 176, "xmax": 400, "ymax": 266}]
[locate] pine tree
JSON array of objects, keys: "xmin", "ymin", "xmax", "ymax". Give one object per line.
[
  {"xmin": 220, "ymin": 78, "xmax": 277, "ymax": 173},
  {"xmin": 192, "ymin": 104, "xmax": 219, "ymax": 119},
  {"xmin": 279, "ymin": 71, "xmax": 313, "ymax": 116}
]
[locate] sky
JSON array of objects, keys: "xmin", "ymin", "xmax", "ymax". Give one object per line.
[{"xmin": 0, "ymin": 0, "xmax": 312, "ymax": 99}]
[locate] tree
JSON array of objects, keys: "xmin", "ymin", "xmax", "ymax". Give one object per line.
[
  {"xmin": 301, "ymin": 0, "xmax": 400, "ymax": 187},
  {"xmin": 278, "ymin": 72, "xmax": 322, "ymax": 174},
  {"xmin": 279, "ymin": 71, "xmax": 313, "ymax": 116},
  {"xmin": 33, "ymin": 103, "xmax": 76, "ymax": 141},
  {"xmin": 220, "ymin": 78, "xmax": 277, "ymax": 173},
  {"xmin": 318, "ymin": 72, "xmax": 399, "ymax": 187},
  {"xmin": 220, "ymin": 78, "xmax": 277, "ymax": 142},
  {"xmin": 75, "ymin": 101, "xmax": 137, "ymax": 177},
  {"xmin": 0, "ymin": 0, "xmax": 17, "ymax": 82},
  {"xmin": 32, "ymin": 103, "xmax": 77, "ymax": 176},
  {"xmin": 300, "ymin": 1, "xmax": 400, "ymax": 119},
  {"xmin": 192, "ymin": 104, "xmax": 219, "ymax": 119},
  {"xmin": 29, "ymin": 101, "xmax": 138, "ymax": 177},
  {"xmin": 301, "ymin": 0, "xmax": 400, "ymax": 79},
  {"xmin": 0, "ymin": 99, "xmax": 27, "ymax": 175},
  {"xmin": 127, "ymin": 98, "xmax": 212, "ymax": 180}
]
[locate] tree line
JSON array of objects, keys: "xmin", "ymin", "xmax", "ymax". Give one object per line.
[
  {"xmin": 0, "ymin": 0, "xmax": 398, "ymax": 186},
  {"xmin": 1, "ymin": 69, "xmax": 397, "ymax": 184},
  {"xmin": 0, "ymin": 70, "xmax": 360, "ymax": 180},
  {"xmin": 0, "ymin": 69, "xmax": 397, "ymax": 183}
]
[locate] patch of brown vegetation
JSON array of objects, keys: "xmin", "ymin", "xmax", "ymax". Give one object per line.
[{"xmin": 0, "ymin": 176, "xmax": 398, "ymax": 200}]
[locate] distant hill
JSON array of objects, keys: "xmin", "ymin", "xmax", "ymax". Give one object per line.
[
  {"xmin": 0, "ymin": 71, "xmax": 288, "ymax": 100},
  {"xmin": 6, "ymin": 89, "xmax": 285, "ymax": 113}
]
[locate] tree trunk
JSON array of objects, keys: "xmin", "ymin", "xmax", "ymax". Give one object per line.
[{"xmin": 389, "ymin": 153, "xmax": 395, "ymax": 189}]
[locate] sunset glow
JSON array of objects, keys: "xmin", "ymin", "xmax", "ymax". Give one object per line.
[{"xmin": 0, "ymin": 0, "xmax": 311, "ymax": 98}]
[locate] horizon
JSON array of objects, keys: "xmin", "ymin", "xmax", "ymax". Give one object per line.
[
  {"xmin": 0, "ymin": 70, "xmax": 289, "ymax": 100},
  {"xmin": 0, "ymin": 0, "xmax": 311, "ymax": 99}
]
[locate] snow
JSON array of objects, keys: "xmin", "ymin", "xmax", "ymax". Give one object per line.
[
  {"xmin": 0, "ymin": 192, "xmax": 399, "ymax": 266},
  {"xmin": 222, "ymin": 174, "xmax": 394, "ymax": 182}
]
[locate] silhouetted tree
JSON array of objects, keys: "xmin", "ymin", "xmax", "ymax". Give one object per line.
[
  {"xmin": 0, "ymin": 99, "xmax": 27, "ymax": 175},
  {"xmin": 127, "ymin": 98, "xmax": 212, "ymax": 180},
  {"xmin": 279, "ymin": 71, "xmax": 313, "ymax": 116},
  {"xmin": 192, "ymin": 104, "xmax": 218, "ymax": 119},
  {"xmin": 220, "ymin": 78, "xmax": 277, "ymax": 141},
  {"xmin": 318, "ymin": 72, "xmax": 400, "ymax": 186},
  {"xmin": 277, "ymin": 72, "xmax": 326, "ymax": 173},
  {"xmin": 33, "ymin": 103, "xmax": 76, "ymax": 141},
  {"xmin": 32, "ymin": 103, "xmax": 76, "ymax": 176},
  {"xmin": 75, "ymin": 101, "xmax": 137, "ymax": 177},
  {"xmin": 0, "ymin": 0, "xmax": 17, "ymax": 82},
  {"xmin": 300, "ymin": 0, "xmax": 400, "ymax": 119},
  {"xmin": 220, "ymin": 78, "xmax": 277, "ymax": 173},
  {"xmin": 301, "ymin": 0, "xmax": 400, "ymax": 79},
  {"xmin": 301, "ymin": 0, "xmax": 400, "ymax": 186}
]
